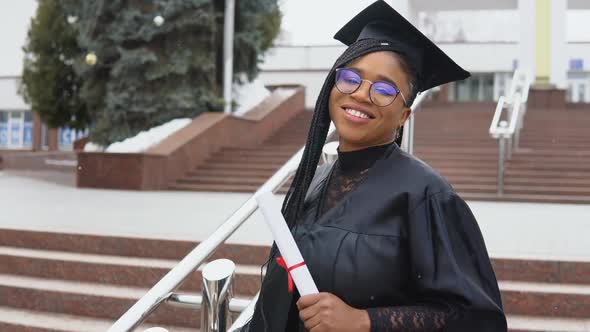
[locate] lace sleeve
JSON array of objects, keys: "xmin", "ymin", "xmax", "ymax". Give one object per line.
[{"xmin": 366, "ymin": 306, "xmax": 455, "ymax": 332}]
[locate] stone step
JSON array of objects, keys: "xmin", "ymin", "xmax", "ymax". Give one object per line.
[
  {"xmin": 414, "ymin": 147, "xmax": 499, "ymax": 155},
  {"xmin": 5, "ymin": 284, "xmax": 587, "ymax": 332},
  {"xmin": 256, "ymin": 143, "xmax": 304, "ymax": 151},
  {"xmin": 500, "ymin": 280, "xmax": 590, "ymax": 319},
  {"xmin": 507, "ymin": 162, "xmax": 590, "ymax": 172},
  {"xmin": 207, "ymin": 154, "xmax": 292, "ymax": 164},
  {"xmin": 518, "ymin": 142, "xmax": 590, "ymax": 149},
  {"xmin": 425, "ymin": 162, "xmax": 497, "ymax": 171},
  {"xmin": 169, "ymin": 182, "xmax": 292, "ymax": 194},
  {"xmin": 492, "ymin": 259, "xmax": 590, "ymax": 285},
  {"xmin": 455, "ymin": 183, "xmax": 590, "ymax": 196},
  {"xmin": 459, "ymin": 192, "xmax": 590, "ymax": 205},
  {"xmin": 1, "ymin": 273, "xmax": 589, "ymax": 325},
  {"xmin": 216, "ymin": 149, "xmax": 297, "ymax": 158},
  {"xmin": 444, "ymin": 176, "xmax": 590, "ymax": 188},
  {"xmin": 197, "ymin": 162, "xmax": 282, "ymax": 172},
  {"xmin": 187, "ymin": 168, "xmax": 274, "ymax": 178},
  {"xmin": 417, "ymin": 147, "xmax": 590, "ymax": 157},
  {"xmin": 169, "ymin": 182, "xmax": 261, "ymax": 193},
  {"xmin": 3, "ymin": 229, "xmax": 590, "ymax": 285},
  {"xmin": 520, "ymin": 136, "xmax": 590, "ymax": 143},
  {"xmin": 419, "ymin": 151, "xmax": 590, "ymax": 163},
  {"xmin": 504, "ymin": 169, "xmax": 590, "ymax": 179},
  {"xmin": 414, "ymin": 138, "xmax": 497, "ymax": 145},
  {"xmin": 0, "ymin": 274, "xmax": 199, "ymax": 327},
  {"xmin": 0, "ymin": 246, "xmax": 261, "ymax": 296},
  {"xmin": 177, "ymin": 175, "xmax": 267, "ymax": 186},
  {"xmin": 419, "ymin": 154, "xmax": 498, "ymax": 162},
  {"xmin": 425, "ymin": 160, "xmax": 498, "ymax": 170},
  {"xmin": 0, "ymin": 228, "xmax": 269, "ymax": 265},
  {"xmin": 0, "ymin": 306, "xmax": 197, "ymax": 332},
  {"xmin": 507, "ymin": 314, "xmax": 590, "ymax": 332},
  {"xmin": 503, "ymin": 177, "xmax": 590, "ymax": 187}
]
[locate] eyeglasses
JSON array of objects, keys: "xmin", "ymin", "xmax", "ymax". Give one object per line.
[{"xmin": 334, "ymin": 68, "xmax": 407, "ymax": 107}]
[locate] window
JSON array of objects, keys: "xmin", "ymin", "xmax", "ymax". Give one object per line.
[
  {"xmin": 449, "ymin": 74, "xmax": 495, "ymax": 102},
  {"xmin": 0, "ymin": 111, "xmax": 7, "ymax": 147}
]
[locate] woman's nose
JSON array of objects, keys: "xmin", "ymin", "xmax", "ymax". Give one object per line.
[{"xmin": 350, "ymin": 80, "xmax": 372, "ymax": 104}]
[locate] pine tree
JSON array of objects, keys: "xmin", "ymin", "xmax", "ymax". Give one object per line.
[
  {"xmin": 20, "ymin": 0, "xmax": 89, "ymax": 130},
  {"xmin": 59, "ymin": 0, "xmax": 281, "ymax": 146}
]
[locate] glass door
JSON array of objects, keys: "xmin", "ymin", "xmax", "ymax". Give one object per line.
[
  {"xmin": 569, "ymin": 78, "xmax": 590, "ymax": 103},
  {"xmin": 7, "ymin": 111, "xmax": 24, "ymax": 149},
  {"xmin": 0, "ymin": 112, "xmax": 8, "ymax": 148}
]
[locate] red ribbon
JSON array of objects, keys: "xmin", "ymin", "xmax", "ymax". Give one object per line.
[{"xmin": 276, "ymin": 257, "xmax": 306, "ymax": 293}]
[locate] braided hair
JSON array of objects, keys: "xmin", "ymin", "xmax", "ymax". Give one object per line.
[{"xmin": 256, "ymin": 38, "xmax": 419, "ymax": 331}]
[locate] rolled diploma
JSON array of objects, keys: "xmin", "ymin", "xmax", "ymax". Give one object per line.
[{"xmin": 256, "ymin": 191, "xmax": 319, "ymax": 296}]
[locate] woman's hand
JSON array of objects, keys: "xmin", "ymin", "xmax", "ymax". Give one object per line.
[{"xmin": 297, "ymin": 292, "xmax": 370, "ymax": 332}]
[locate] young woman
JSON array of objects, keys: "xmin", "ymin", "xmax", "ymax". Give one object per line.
[{"xmin": 240, "ymin": 1, "xmax": 507, "ymax": 331}]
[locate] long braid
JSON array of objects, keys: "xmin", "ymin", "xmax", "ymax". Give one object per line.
[{"xmin": 255, "ymin": 38, "xmax": 420, "ymax": 331}]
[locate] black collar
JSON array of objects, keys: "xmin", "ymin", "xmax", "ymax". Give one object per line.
[{"xmin": 337, "ymin": 142, "xmax": 395, "ymax": 173}]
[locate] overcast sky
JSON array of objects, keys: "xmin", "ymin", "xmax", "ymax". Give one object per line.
[{"xmin": 1, "ymin": 0, "xmax": 589, "ymax": 76}]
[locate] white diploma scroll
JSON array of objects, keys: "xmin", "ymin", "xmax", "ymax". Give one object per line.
[{"xmin": 256, "ymin": 191, "xmax": 319, "ymax": 296}]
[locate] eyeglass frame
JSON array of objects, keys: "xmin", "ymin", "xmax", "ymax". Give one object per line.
[{"xmin": 334, "ymin": 68, "xmax": 409, "ymax": 107}]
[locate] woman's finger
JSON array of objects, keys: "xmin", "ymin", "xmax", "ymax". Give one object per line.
[
  {"xmin": 297, "ymin": 293, "xmax": 321, "ymax": 310},
  {"xmin": 299, "ymin": 302, "xmax": 320, "ymax": 321},
  {"xmin": 303, "ymin": 311, "xmax": 323, "ymax": 331}
]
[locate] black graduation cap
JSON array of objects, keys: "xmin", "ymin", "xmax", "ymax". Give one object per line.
[{"xmin": 334, "ymin": 0, "xmax": 470, "ymax": 92}]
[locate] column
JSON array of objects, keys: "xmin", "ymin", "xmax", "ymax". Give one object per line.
[
  {"xmin": 534, "ymin": 0, "xmax": 551, "ymax": 85},
  {"xmin": 48, "ymin": 128, "xmax": 58, "ymax": 151},
  {"xmin": 32, "ymin": 112, "xmax": 42, "ymax": 151}
]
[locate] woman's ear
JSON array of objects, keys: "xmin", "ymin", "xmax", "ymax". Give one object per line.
[{"xmin": 399, "ymin": 108, "xmax": 412, "ymax": 127}]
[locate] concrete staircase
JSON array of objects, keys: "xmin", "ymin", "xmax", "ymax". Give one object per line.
[
  {"xmin": 171, "ymin": 101, "xmax": 590, "ymax": 204},
  {"xmin": 0, "ymin": 229, "xmax": 267, "ymax": 331},
  {"xmin": 0, "ymin": 228, "xmax": 589, "ymax": 331},
  {"xmin": 413, "ymin": 104, "xmax": 590, "ymax": 204},
  {"xmin": 168, "ymin": 110, "xmax": 312, "ymax": 193}
]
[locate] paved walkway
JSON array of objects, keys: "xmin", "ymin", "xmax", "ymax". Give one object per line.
[{"xmin": 1, "ymin": 170, "xmax": 589, "ymax": 261}]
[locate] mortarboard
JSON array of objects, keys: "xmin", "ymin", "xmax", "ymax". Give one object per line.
[{"xmin": 334, "ymin": 0, "xmax": 470, "ymax": 92}]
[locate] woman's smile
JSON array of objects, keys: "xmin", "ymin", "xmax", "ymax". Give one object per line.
[{"xmin": 342, "ymin": 102, "xmax": 375, "ymax": 124}]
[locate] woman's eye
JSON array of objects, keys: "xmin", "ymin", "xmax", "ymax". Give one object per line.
[
  {"xmin": 344, "ymin": 77, "xmax": 360, "ymax": 84},
  {"xmin": 375, "ymin": 87, "xmax": 394, "ymax": 95}
]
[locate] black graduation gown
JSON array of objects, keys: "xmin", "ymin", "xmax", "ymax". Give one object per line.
[{"xmin": 242, "ymin": 143, "xmax": 507, "ymax": 332}]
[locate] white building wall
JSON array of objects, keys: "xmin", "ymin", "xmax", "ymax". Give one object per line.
[
  {"xmin": 567, "ymin": 43, "xmax": 590, "ymax": 70},
  {"xmin": 0, "ymin": 78, "xmax": 28, "ymax": 110},
  {"xmin": 550, "ymin": 0, "xmax": 568, "ymax": 89}
]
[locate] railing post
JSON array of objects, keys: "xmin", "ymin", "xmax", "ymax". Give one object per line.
[
  {"xmin": 497, "ymin": 136, "xmax": 506, "ymax": 197},
  {"xmin": 407, "ymin": 112, "xmax": 415, "ymax": 155},
  {"xmin": 201, "ymin": 259, "xmax": 236, "ymax": 332}
]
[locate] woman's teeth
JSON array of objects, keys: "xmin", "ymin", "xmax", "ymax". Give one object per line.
[{"xmin": 344, "ymin": 108, "xmax": 370, "ymax": 119}]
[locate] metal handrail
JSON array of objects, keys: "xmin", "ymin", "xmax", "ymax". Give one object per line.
[
  {"xmin": 107, "ymin": 149, "xmax": 308, "ymax": 331},
  {"xmin": 111, "ymin": 89, "xmax": 431, "ymax": 332},
  {"xmin": 400, "ymin": 90, "xmax": 431, "ymax": 154},
  {"xmin": 489, "ymin": 69, "xmax": 531, "ymax": 196}
]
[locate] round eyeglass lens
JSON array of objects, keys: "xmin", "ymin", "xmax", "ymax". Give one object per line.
[
  {"xmin": 335, "ymin": 69, "xmax": 361, "ymax": 94},
  {"xmin": 370, "ymin": 82, "xmax": 398, "ymax": 106}
]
